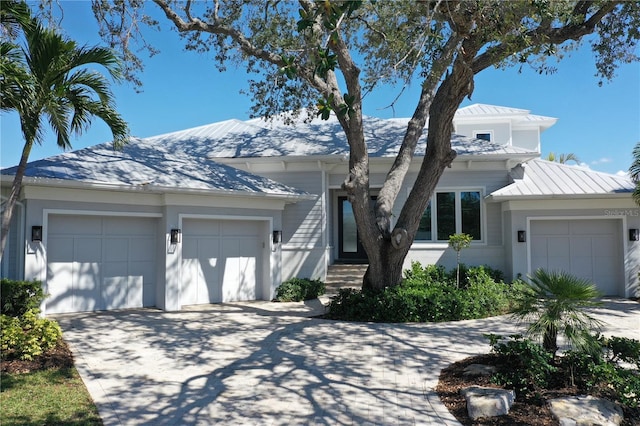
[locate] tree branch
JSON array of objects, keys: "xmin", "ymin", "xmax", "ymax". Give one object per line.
[{"xmin": 472, "ymin": 1, "xmax": 621, "ymax": 74}]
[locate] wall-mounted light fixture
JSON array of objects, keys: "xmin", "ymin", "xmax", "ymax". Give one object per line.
[
  {"xmin": 517, "ymin": 230, "xmax": 526, "ymax": 243},
  {"xmin": 31, "ymin": 226, "xmax": 43, "ymax": 242},
  {"xmin": 630, "ymin": 229, "xmax": 639, "ymax": 242},
  {"xmin": 272, "ymin": 230, "xmax": 282, "ymax": 244},
  {"xmin": 170, "ymin": 228, "xmax": 181, "ymax": 244}
]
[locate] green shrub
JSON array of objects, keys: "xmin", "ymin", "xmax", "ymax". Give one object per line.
[
  {"xmin": 1, "ymin": 279, "xmax": 45, "ymax": 317},
  {"xmin": 327, "ymin": 263, "xmax": 518, "ymax": 322},
  {"xmin": 274, "ymin": 277, "xmax": 325, "ymax": 302},
  {"xmin": 1, "ymin": 309, "xmax": 62, "ymax": 361},
  {"xmin": 486, "ymin": 334, "xmax": 556, "ymax": 400},
  {"xmin": 559, "ymin": 335, "xmax": 640, "ymax": 408}
]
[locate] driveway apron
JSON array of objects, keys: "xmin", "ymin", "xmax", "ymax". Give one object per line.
[{"xmin": 55, "ymin": 299, "xmax": 639, "ymax": 426}]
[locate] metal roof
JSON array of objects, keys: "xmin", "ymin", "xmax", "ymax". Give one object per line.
[
  {"xmin": 0, "ymin": 134, "xmax": 311, "ymax": 199},
  {"xmin": 455, "ymin": 104, "xmax": 557, "ymax": 130},
  {"xmin": 488, "ymin": 159, "xmax": 633, "ymax": 200},
  {"xmin": 199, "ymin": 113, "xmax": 537, "ymax": 159}
]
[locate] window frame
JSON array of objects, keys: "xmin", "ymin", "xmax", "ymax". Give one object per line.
[
  {"xmin": 413, "ymin": 187, "xmax": 486, "ymax": 245},
  {"xmin": 473, "ymin": 130, "xmax": 494, "ymax": 142}
]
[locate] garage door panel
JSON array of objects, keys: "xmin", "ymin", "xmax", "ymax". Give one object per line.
[
  {"xmin": 130, "ymin": 238, "xmax": 156, "ymax": 262},
  {"xmin": 593, "ymin": 235, "xmax": 616, "ymax": 251},
  {"xmin": 47, "ymin": 236, "xmax": 74, "ymax": 262},
  {"xmin": 571, "ymin": 220, "xmax": 616, "ymax": 235},
  {"xmin": 570, "ymin": 257, "xmax": 593, "ymax": 279},
  {"xmin": 102, "ymin": 275, "xmax": 128, "ymax": 310},
  {"xmin": 45, "ymin": 215, "xmax": 157, "ymax": 314},
  {"xmin": 547, "ymin": 256, "xmax": 570, "ymax": 272},
  {"xmin": 75, "ymin": 238, "xmax": 102, "ymax": 262},
  {"xmin": 104, "ymin": 238, "xmax": 129, "ymax": 262},
  {"xmin": 530, "ymin": 236, "xmax": 548, "ymax": 258},
  {"xmin": 530, "ymin": 219, "xmax": 622, "ymax": 296},
  {"xmin": 46, "ymin": 259, "xmax": 74, "ymax": 313},
  {"xmin": 49, "ymin": 216, "xmax": 102, "ymax": 236},
  {"xmin": 532, "ymin": 220, "xmax": 569, "ymax": 235},
  {"xmin": 182, "ymin": 220, "xmax": 263, "ymax": 306},
  {"xmin": 547, "ymin": 237, "xmax": 570, "ymax": 257},
  {"xmin": 183, "ymin": 219, "xmax": 220, "ymax": 236},
  {"xmin": 222, "ymin": 220, "xmax": 260, "ymax": 236},
  {"xmin": 570, "ymin": 237, "xmax": 592, "ymax": 258},
  {"xmin": 104, "ymin": 217, "xmax": 156, "ymax": 236}
]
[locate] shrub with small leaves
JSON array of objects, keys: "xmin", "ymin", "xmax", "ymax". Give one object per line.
[
  {"xmin": 274, "ymin": 277, "xmax": 325, "ymax": 302},
  {"xmin": 1, "ymin": 309, "xmax": 62, "ymax": 361},
  {"xmin": 560, "ymin": 335, "xmax": 640, "ymax": 408},
  {"xmin": 1, "ymin": 278, "xmax": 45, "ymax": 317},
  {"xmin": 327, "ymin": 263, "xmax": 520, "ymax": 322},
  {"xmin": 485, "ymin": 333, "xmax": 556, "ymax": 400}
]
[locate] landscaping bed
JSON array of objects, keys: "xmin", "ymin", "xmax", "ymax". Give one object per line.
[{"xmin": 437, "ymin": 352, "xmax": 640, "ymax": 426}]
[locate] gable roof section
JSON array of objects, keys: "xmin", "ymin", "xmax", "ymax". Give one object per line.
[
  {"xmin": 455, "ymin": 103, "xmax": 557, "ymax": 130},
  {"xmin": 456, "ymin": 104, "xmax": 531, "ymax": 117},
  {"xmin": 1, "ymin": 134, "xmax": 311, "ymax": 200},
  {"xmin": 200, "ymin": 114, "xmax": 536, "ymax": 160},
  {"xmin": 487, "ymin": 159, "xmax": 633, "ymax": 200}
]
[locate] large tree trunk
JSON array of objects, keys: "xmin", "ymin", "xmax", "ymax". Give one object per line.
[
  {"xmin": 359, "ymin": 46, "xmax": 478, "ymax": 291},
  {"xmin": 0, "ymin": 139, "xmax": 34, "ymax": 260}
]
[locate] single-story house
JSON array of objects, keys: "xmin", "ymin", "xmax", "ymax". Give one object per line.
[{"xmin": 2, "ymin": 104, "xmax": 638, "ymax": 315}]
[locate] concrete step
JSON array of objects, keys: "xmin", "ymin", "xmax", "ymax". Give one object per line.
[{"xmin": 325, "ymin": 264, "xmax": 367, "ymax": 295}]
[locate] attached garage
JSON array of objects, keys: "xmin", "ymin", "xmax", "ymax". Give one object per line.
[
  {"xmin": 181, "ymin": 218, "xmax": 266, "ymax": 307},
  {"xmin": 45, "ymin": 214, "xmax": 158, "ymax": 314},
  {"xmin": 530, "ymin": 219, "xmax": 624, "ymax": 296}
]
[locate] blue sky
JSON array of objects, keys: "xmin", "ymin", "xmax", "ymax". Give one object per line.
[{"xmin": 1, "ymin": 2, "xmax": 639, "ymax": 176}]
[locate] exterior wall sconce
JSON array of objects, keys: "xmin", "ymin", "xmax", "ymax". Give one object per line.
[
  {"xmin": 170, "ymin": 228, "xmax": 181, "ymax": 244},
  {"xmin": 31, "ymin": 226, "xmax": 43, "ymax": 242},
  {"xmin": 630, "ymin": 229, "xmax": 639, "ymax": 242},
  {"xmin": 517, "ymin": 230, "xmax": 526, "ymax": 243},
  {"xmin": 272, "ymin": 230, "xmax": 282, "ymax": 244}
]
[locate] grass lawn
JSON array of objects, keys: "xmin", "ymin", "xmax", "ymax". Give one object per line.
[{"xmin": 1, "ymin": 365, "xmax": 102, "ymax": 426}]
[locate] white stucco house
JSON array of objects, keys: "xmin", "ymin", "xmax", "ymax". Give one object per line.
[{"xmin": 1, "ymin": 104, "xmax": 638, "ymax": 315}]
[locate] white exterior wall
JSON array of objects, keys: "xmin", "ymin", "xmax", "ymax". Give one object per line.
[
  {"xmin": 257, "ymin": 171, "xmax": 327, "ymax": 282},
  {"xmin": 19, "ymin": 185, "xmax": 286, "ymax": 314},
  {"xmin": 512, "ymin": 129, "xmax": 539, "ymax": 152},
  {"xmin": 503, "ymin": 199, "xmax": 640, "ymax": 297},
  {"xmin": 455, "ymin": 122, "xmax": 512, "ymax": 145}
]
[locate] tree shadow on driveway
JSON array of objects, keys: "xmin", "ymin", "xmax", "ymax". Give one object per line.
[{"xmin": 54, "ymin": 299, "xmax": 638, "ymax": 425}]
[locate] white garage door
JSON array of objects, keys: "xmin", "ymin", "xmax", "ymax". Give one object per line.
[
  {"xmin": 182, "ymin": 219, "xmax": 264, "ymax": 306},
  {"xmin": 530, "ymin": 219, "xmax": 623, "ymax": 296},
  {"xmin": 46, "ymin": 215, "xmax": 157, "ymax": 314}
]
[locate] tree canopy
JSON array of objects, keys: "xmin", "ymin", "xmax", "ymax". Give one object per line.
[{"xmin": 54, "ymin": 0, "xmax": 640, "ymax": 289}]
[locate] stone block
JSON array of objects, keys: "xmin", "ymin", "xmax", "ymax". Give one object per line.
[
  {"xmin": 548, "ymin": 395, "xmax": 623, "ymax": 426},
  {"xmin": 462, "ymin": 363, "xmax": 497, "ymax": 377},
  {"xmin": 461, "ymin": 386, "xmax": 515, "ymax": 420}
]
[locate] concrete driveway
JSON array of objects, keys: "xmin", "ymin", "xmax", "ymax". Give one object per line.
[{"xmin": 55, "ymin": 299, "xmax": 639, "ymax": 426}]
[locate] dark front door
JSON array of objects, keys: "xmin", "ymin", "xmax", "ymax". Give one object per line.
[{"xmin": 338, "ymin": 196, "xmax": 369, "ymax": 261}]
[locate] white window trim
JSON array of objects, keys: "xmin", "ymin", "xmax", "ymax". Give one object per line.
[
  {"xmin": 412, "ymin": 187, "xmax": 486, "ymax": 245},
  {"xmin": 473, "ymin": 130, "xmax": 494, "ymax": 142}
]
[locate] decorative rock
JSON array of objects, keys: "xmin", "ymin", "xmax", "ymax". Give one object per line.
[
  {"xmin": 461, "ymin": 386, "xmax": 515, "ymax": 420},
  {"xmin": 462, "ymin": 364, "xmax": 497, "ymax": 377},
  {"xmin": 548, "ymin": 395, "xmax": 623, "ymax": 426}
]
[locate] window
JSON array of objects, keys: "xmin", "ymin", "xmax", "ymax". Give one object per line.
[
  {"xmin": 475, "ymin": 132, "xmax": 492, "ymax": 141},
  {"xmin": 416, "ymin": 190, "xmax": 482, "ymax": 241}
]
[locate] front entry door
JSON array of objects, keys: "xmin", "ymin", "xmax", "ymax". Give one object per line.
[{"xmin": 338, "ymin": 196, "xmax": 369, "ymax": 261}]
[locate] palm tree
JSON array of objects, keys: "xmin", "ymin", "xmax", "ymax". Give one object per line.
[
  {"xmin": 512, "ymin": 269, "xmax": 602, "ymax": 356},
  {"xmin": 629, "ymin": 142, "xmax": 640, "ymax": 206},
  {"xmin": 0, "ymin": 3, "xmax": 128, "ymax": 258},
  {"xmin": 545, "ymin": 152, "xmax": 581, "ymax": 164}
]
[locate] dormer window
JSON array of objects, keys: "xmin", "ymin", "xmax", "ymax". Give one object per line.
[{"xmin": 475, "ymin": 132, "xmax": 492, "ymax": 142}]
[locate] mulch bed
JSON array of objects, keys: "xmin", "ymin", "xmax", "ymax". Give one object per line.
[
  {"xmin": 1, "ymin": 340, "xmax": 75, "ymax": 374},
  {"xmin": 436, "ymin": 353, "xmax": 640, "ymax": 426}
]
